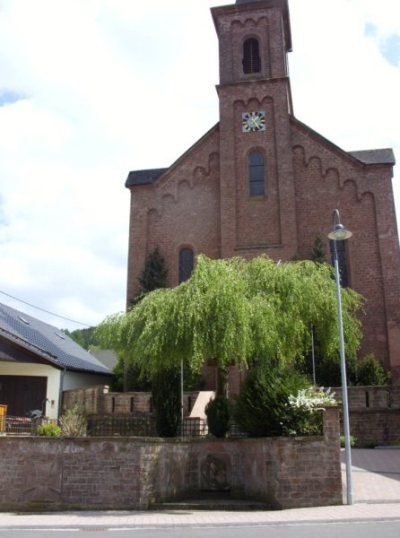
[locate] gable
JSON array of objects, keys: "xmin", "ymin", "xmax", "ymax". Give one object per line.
[
  {"xmin": 291, "ymin": 116, "xmax": 395, "ymax": 171},
  {"xmin": 0, "ymin": 333, "xmax": 59, "ymax": 368},
  {"xmin": 125, "ymin": 124, "xmax": 219, "ymax": 191}
]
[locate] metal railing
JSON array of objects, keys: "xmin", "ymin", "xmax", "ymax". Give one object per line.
[
  {"xmin": 0, "ymin": 413, "xmax": 247, "ymax": 439},
  {"xmin": 181, "ymin": 417, "xmax": 208, "ymax": 437},
  {"xmin": 4, "ymin": 416, "xmax": 35, "ymax": 435},
  {"xmin": 86, "ymin": 415, "xmax": 156, "ymax": 437}
]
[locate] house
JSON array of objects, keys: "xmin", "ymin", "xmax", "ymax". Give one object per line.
[
  {"xmin": 0, "ymin": 302, "xmax": 113, "ymax": 419},
  {"xmin": 125, "ymin": 0, "xmax": 400, "ymax": 382}
]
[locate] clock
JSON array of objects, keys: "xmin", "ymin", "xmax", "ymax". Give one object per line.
[{"xmin": 242, "ymin": 111, "xmax": 266, "ymax": 133}]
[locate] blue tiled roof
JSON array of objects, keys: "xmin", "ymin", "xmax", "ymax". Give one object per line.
[{"xmin": 0, "ymin": 302, "xmax": 112, "ymax": 375}]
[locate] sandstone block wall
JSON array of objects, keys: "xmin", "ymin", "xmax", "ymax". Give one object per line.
[
  {"xmin": 0, "ymin": 408, "xmax": 341, "ymax": 511},
  {"xmin": 333, "ymin": 386, "xmax": 400, "ymax": 445}
]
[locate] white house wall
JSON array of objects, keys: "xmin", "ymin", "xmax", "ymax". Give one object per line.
[
  {"xmin": 63, "ymin": 371, "xmax": 111, "ymax": 392},
  {"xmin": 0, "ymin": 361, "xmax": 61, "ymax": 419}
]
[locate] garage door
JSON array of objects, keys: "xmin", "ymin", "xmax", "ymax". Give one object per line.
[{"xmin": 0, "ymin": 375, "xmax": 47, "ymax": 416}]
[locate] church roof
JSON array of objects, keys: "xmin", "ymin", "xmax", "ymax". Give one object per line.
[
  {"xmin": 125, "ymin": 168, "xmax": 168, "ymax": 187},
  {"xmin": 291, "ymin": 116, "xmax": 395, "ymax": 168},
  {"xmin": 349, "ymin": 149, "xmax": 395, "ymax": 166},
  {"xmin": 126, "ymin": 124, "xmax": 220, "ymax": 189},
  {"xmin": 0, "ymin": 302, "xmax": 112, "ymax": 375}
]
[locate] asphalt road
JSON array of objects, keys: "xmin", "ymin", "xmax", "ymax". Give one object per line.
[{"xmin": 1, "ymin": 521, "xmax": 400, "ymax": 538}]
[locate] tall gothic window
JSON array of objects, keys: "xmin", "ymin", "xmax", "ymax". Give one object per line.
[
  {"xmin": 248, "ymin": 151, "xmax": 265, "ymax": 196},
  {"xmin": 330, "ymin": 240, "xmax": 349, "ymax": 288},
  {"xmin": 243, "ymin": 38, "xmax": 261, "ymax": 74},
  {"xmin": 179, "ymin": 248, "xmax": 194, "ymax": 283}
]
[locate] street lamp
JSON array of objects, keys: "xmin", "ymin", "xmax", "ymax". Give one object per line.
[{"xmin": 327, "ymin": 209, "xmax": 353, "ymax": 505}]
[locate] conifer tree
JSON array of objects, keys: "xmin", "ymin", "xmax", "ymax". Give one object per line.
[
  {"xmin": 138, "ymin": 247, "xmax": 168, "ymax": 297},
  {"xmin": 311, "ymin": 235, "xmax": 326, "ymax": 264}
]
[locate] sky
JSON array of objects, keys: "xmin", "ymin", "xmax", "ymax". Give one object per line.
[{"xmin": 0, "ymin": 0, "xmax": 399, "ymax": 331}]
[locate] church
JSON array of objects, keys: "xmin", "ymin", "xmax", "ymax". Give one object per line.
[{"xmin": 125, "ymin": 0, "xmax": 400, "ymax": 382}]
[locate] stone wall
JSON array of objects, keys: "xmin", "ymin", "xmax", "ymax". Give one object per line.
[
  {"xmin": 332, "ymin": 386, "xmax": 400, "ymax": 446},
  {"xmin": 0, "ymin": 408, "xmax": 341, "ymax": 511},
  {"xmin": 63, "ymin": 385, "xmax": 400, "ymax": 446},
  {"xmin": 62, "ymin": 385, "xmax": 200, "ymax": 417}
]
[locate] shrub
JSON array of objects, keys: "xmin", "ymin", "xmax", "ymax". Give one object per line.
[
  {"xmin": 356, "ymin": 353, "xmax": 389, "ymax": 386},
  {"xmin": 234, "ymin": 365, "xmax": 310, "ymax": 437},
  {"xmin": 205, "ymin": 395, "xmax": 230, "ymax": 438},
  {"xmin": 288, "ymin": 387, "xmax": 336, "ymax": 435},
  {"xmin": 152, "ymin": 368, "xmax": 181, "ymax": 437},
  {"xmin": 59, "ymin": 405, "xmax": 87, "ymax": 437},
  {"xmin": 37, "ymin": 421, "xmax": 61, "ymax": 437},
  {"xmin": 340, "ymin": 435, "xmax": 357, "ymax": 448}
]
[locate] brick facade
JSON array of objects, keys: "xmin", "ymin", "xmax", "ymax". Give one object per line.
[
  {"xmin": 0, "ymin": 408, "xmax": 341, "ymax": 511},
  {"xmin": 125, "ymin": 0, "xmax": 400, "ymax": 380}
]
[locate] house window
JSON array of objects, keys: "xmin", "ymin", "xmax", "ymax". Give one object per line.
[
  {"xmin": 330, "ymin": 240, "xmax": 349, "ymax": 288},
  {"xmin": 179, "ymin": 248, "xmax": 194, "ymax": 283},
  {"xmin": 243, "ymin": 38, "xmax": 261, "ymax": 74},
  {"xmin": 248, "ymin": 151, "xmax": 265, "ymax": 196}
]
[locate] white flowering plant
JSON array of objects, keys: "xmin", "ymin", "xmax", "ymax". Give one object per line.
[
  {"xmin": 286, "ymin": 387, "xmax": 336, "ymax": 436},
  {"xmin": 288, "ymin": 387, "xmax": 336, "ymax": 413}
]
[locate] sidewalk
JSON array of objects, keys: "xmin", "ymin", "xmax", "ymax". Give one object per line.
[{"xmin": 1, "ymin": 448, "xmax": 399, "ymax": 529}]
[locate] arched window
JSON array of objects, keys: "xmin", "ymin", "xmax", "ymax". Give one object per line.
[
  {"xmin": 248, "ymin": 151, "xmax": 265, "ymax": 196},
  {"xmin": 179, "ymin": 248, "xmax": 194, "ymax": 283},
  {"xmin": 243, "ymin": 38, "xmax": 261, "ymax": 74}
]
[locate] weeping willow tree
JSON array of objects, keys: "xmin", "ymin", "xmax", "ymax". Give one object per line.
[{"xmin": 95, "ymin": 255, "xmax": 363, "ymax": 393}]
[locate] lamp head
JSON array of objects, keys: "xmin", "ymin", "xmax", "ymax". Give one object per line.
[{"xmin": 328, "ymin": 223, "xmax": 353, "ymax": 241}]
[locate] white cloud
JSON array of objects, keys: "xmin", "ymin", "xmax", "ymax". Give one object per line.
[{"xmin": 0, "ymin": 0, "xmax": 398, "ymax": 330}]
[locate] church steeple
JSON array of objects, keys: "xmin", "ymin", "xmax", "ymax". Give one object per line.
[
  {"xmin": 211, "ymin": 0, "xmax": 297, "ymax": 259},
  {"xmin": 212, "ymin": 0, "xmax": 292, "ymax": 87}
]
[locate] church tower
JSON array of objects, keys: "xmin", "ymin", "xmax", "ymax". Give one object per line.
[
  {"xmin": 125, "ymin": 0, "xmax": 400, "ymax": 380},
  {"xmin": 212, "ymin": 0, "xmax": 297, "ymax": 259}
]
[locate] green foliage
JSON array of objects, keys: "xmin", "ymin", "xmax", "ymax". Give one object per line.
[
  {"xmin": 340, "ymin": 435, "xmax": 357, "ymax": 448},
  {"xmin": 94, "ymin": 312, "xmax": 136, "ymax": 383},
  {"xmin": 136, "ymin": 246, "xmax": 168, "ymax": 301},
  {"xmin": 64, "ymin": 326, "xmax": 100, "ymax": 350},
  {"xmin": 205, "ymin": 395, "xmax": 230, "ymax": 438},
  {"xmin": 356, "ymin": 353, "xmax": 389, "ymax": 386},
  {"xmin": 299, "ymin": 352, "xmax": 358, "ymax": 387},
  {"xmin": 364, "ymin": 439, "xmax": 378, "ymax": 449},
  {"xmin": 287, "ymin": 387, "xmax": 336, "ymax": 435},
  {"xmin": 151, "ymin": 368, "xmax": 181, "ymax": 437},
  {"xmin": 96, "ymin": 255, "xmax": 363, "ymax": 390},
  {"xmin": 111, "ymin": 356, "xmax": 152, "ymax": 392},
  {"xmin": 98, "ymin": 247, "xmax": 168, "ymax": 391},
  {"xmin": 234, "ymin": 365, "xmax": 310, "ymax": 437},
  {"xmin": 59, "ymin": 405, "xmax": 87, "ymax": 437},
  {"xmin": 37, "ymin": 422, "xmax": 61, "ymax": 437},
  {"xmin": 311, "ymin": 235, "xmax": 326, "ymax": 264}
]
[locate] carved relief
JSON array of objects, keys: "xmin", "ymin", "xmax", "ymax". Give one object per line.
[
  {"xmin": 22, "ymin": 455, "xmax": 62, "ymax": 502},
  {"xmin": 200, "ymin": 454, "xmax": 230, "ymax": 491}
]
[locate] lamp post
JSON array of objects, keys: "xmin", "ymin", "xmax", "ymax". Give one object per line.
[{"xmin": 328, "ymin": 209, "xmax": 353, "ymax": 505}]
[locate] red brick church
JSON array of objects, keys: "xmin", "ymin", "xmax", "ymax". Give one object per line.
[{"xmin": 125, "ymin": 0, "xmax": 400, "ymax": 382}]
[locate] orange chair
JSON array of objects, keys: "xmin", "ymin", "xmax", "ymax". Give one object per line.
[{"xmin": 0, "ymin": 404, "xmax": 7, "ymax": 433}]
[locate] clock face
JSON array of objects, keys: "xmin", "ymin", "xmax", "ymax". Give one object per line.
[{"xmin": 242, "ymin": 111, "xmax": 266, "ymax": 133}]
